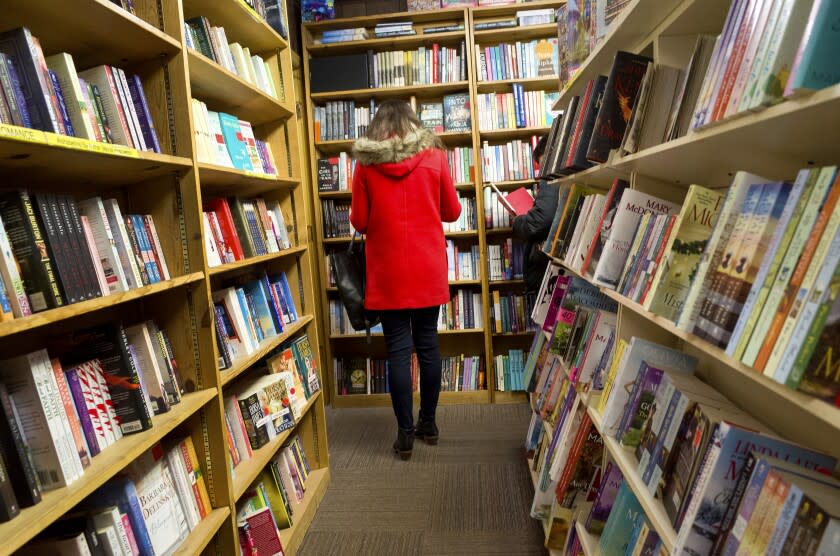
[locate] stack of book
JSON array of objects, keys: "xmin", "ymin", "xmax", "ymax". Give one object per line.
[
  {"xmin": 321, "ymin": 199, "xmax": 353, "ymax": 238},
  {"xmin": 313, "ymin": 100, "xmax": 374, "ymax": 141},
  {"xmin": 527, "ymin": 269, "xmax": 840, "ymax": 555},
  {"xmin": 516, "ymin": 8, "xmax": 555, "ymax": 26},
  {"xmin": 202, "ymin": 197, "xmax": 292, "ymax": 268},
  {"xmin": 191, "ymin": 99, "xmax": 278, "ymax": 175},
  {"xmin": 440, "ymin": 289, "xmax": 483, "ymax": 331},
  {"xmin": 475, "ymin": 39, "xmax": 560, "ymax": 81},
  {"xmin": 480, "ymin": 137, "xmax": 538, "ymax": 183},
  {"xmin": 494, "ymin": 349, "xmax": 526, "ymax": 391},
  {"xmin": 334, "ymin": 353, "xmax": 485, "ymax": 395},
  {"xmin": 477, "ymin": 87, "xmax": 558, "ymax": 130},
  {"xmin": 474, "ymin": 18, "xmax": 517, "ymax": 31},
  {"xmin": 374, "ymin": 21, "xmax": 415, "ymax": 38},
  {"xmin": 0, "ymin": 192, "xmax": 170, "ymax": 319},
  {"xmin": 0, "ymin": 320, "xmax": 190, "ymax": 521},
  {"xmin": 236, "ymin": 434, "xmax": 310, "ymax": 555},
  {"xmin": 315, "ymin": 27, "xmax": 369, "ymax": 44},
  {"xmin": 487, "ymin": 239, "xmax": 525, "ymax": 281},
  {"xmin": 211, "ymin": 271, "xmax": 300, "ymax": 370},
  {"xmin": 442, "ymin": 194, "xmax": 477, "ymax": 233},
  {"xmin": 184, "ymin": 17, "xmax": 279, "ymax": 100},
  {"xmin": 446, "ymin": 241, "xmax": 481, "ymax": 281},
  {"xmin": 0, "ymin": 28, "xmax": 161, "ymax": 151},
  {"xmin": 368, "ymin": 42, "xmax": 467, "ymax": 87},
  {"xmin": 447, "ymin": 147, "xmax": 474, "ymax": 184},
  {"xmin": 490, "ymin": 290, "xmax": 537, "ymax": 334},
  {"xmin": 20, "ymin": 438, "xmax": 211, "ymax": 554},
  {"xmin": 317, "ymin": 153, "xmax": 355, "ymax": 192}
]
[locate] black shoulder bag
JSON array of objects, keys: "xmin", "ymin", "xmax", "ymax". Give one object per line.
[{"xmin": 329, "ymin": 233, "xmax": 380, "ymax": 340}]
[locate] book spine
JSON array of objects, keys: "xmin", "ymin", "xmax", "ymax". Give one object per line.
[
  {"xmin": 50, "ymin": 359, "xmax": 91, "ymax": 469},
  {"xmin": 36, "ymin": 194, "xmax": 78, "ymax": 304},
  {"xmin": 89, "ymin": 83, "xmax": 114, "ymax": 143},
  {"xmin": 122, "ymin": 215, "xmax": 150, "ymax": 285},
  {"xmin": 114, "ymin": 325, "xmax": 154, "ymax": 433},
  {"xmin": 238, "ymin": 393, "xmax": 270, "ymax": 449},
  {"xmin": 0, "ymin": 55, "xmax": 28, "ymax": 127},
  {"xmin": 126, "ymin": 75, "xmax": 161, "ymax": 153},
  {"xmin": 142, "ymin": 216, "xmax": 169, "ymax": 281},
  {"xmin": 0, "ymin": 383, "xmax": 41, "ymax": 506},
  {"xmin": 63, "ymin": 195, "xmax": 103, "ymax": 299},
  {"xmin": 64, "ymin": 368, "xmax": 101, "ymax": 457}
]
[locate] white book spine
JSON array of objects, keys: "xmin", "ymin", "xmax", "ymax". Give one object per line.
[
  {"xmin": 90, "ymin": 360, "xmax": 123, "ymax": 442},
  {"xmin": 165, "ymin": 447, "xmax": 201, "ymax": 530},
  {"xmin": 113, "ymin": 67, "xmax": 147, "ymax": 151},
  {"xmin": 45, "ymin": 53, "xmax": 97, "ymax": 140},
  {"xmin": 77, "ymin": 197, "xmax": 129, "ymax": 293},
  {"xmin": 103, "ymin": 198, "xmax": 143, "ymax": 290},
  {"xmin": 144, "ymin": 216, "xmax": 170, "ymax": 281}
]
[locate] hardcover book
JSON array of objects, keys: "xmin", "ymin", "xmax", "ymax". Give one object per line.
[{"xmin": 443, "ymin": 93, "xmax": 471, "ymax": 132}]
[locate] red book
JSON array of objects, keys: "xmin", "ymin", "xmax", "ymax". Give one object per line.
[
  {"xmin": 204, "ymin": 198, "xmax": 245, "ymax": 261},
  {"xmin": 556, "ymin": 412, "xmax": 593, "ymax": 502},
  {"xmin": 564, "ymin": 79, "xmax": 596, "ymax": 169},
  {"xmin": 711, "ymin": 1, "xmax": 760, "ymax": 122}
]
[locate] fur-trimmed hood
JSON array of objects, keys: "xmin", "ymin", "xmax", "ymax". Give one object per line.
[{"xmin": 352, "ymin": 128, "xmax": 439, "ymax": 167}]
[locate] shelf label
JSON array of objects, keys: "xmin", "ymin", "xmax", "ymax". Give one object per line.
[
  {"xmin": 0, "ymin": 123, "xmax": 47, "ymax": 145},
  {"xmin": 244, "ymin": 170, "xmax": 276, "ymax": 180},
  {"xmin": 0, "ymin": 124, "xmax": 140, "ymax": 159}
]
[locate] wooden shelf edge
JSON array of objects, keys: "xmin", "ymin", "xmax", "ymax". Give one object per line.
[
  {"xmin": 232, "ymin": 390, "xmax": 323, "ymax": 500},
  {"xmin": 308, "ymin": 30, "xmax": 467, "ymax": 53},
  {"xmin": 0, "ymin": 389, "xmax": 218, "ymax": 553},
  {"xmin": 278, "ymin": 467, "xmax": 330, "ymax": 555},
  {"xmin": 177, "ymin": 507, "xmax": 231, "ymax": 555},
  {"xmin": 310, "ymin": 80, "xmax": 470, "ymax": 101},
  {"xmin": 198, "ymin": 161, "xmax": 299, "ymax": 186},
  {"xmin": 220, "ymin": 315, "xmax": 315, "ymax": 386},
  {"xmin": 574, "ymin": 521, "xmax": 601, "ymax": 556},
  {"xmin": 0, "ymin": 272, "xmax": 205, "ymax": 338},
  {"xmin": 209, "ymin": 246, "xmax": 307, "ymax": 276}
]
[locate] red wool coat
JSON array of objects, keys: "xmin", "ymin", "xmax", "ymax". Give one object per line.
[{"xmin": 349, "ymin": 130, "xmax": 461, "ymax": 310}]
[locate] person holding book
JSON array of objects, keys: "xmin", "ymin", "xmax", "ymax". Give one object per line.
[
  {"xmin": 512, "ymin": 135, "xmax": 557, "ymax": 292},
  {"xmin": 350, "ymin": 100, "xmax": 462, "ymax": 460}
]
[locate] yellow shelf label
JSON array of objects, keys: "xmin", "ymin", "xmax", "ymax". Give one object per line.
[
  {"xmin": 0, "ymin": 124, "xmax": 47, "ymax": 145},
  {"xmin": 244, "ymin": 170, "xmax": 276, "ymax": 180},
  {"xmin": 0, "ymin": 124, "xmax": 140, "ymax": 159}
]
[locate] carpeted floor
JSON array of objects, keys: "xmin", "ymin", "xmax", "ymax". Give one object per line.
[{"xmin": 298, "ymin": 403, "xmax": 547, "ymax": 556}]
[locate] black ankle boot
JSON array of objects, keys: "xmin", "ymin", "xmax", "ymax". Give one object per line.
[
  {"xmin": 415, "ymin": 416, "xmax": 438, "ymax": 445},
  {"xmin": 393, "ymin": 428, "xmax": 414, "ymax": 460}
]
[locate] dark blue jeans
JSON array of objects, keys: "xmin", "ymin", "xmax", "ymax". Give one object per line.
[{"xmin": 380, "ymin": 306, "xmax": 442, "ymax": 431}]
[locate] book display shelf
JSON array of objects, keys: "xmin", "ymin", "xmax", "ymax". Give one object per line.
[
  {"xmin": 521, "ymin": 0, "xmax": 840, "ymax": 554},
  {"xmin": 0, "ymin": 0, "xmax": 329, "ymax": 554},
  {"xmin": 302, "ymin": 1, "xmax": 564, "ymax": 408}
]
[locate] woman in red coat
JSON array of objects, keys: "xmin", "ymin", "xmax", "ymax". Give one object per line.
[{"xmin": 350, "ymin": 100, "xmax": 462, "ymax": 460}]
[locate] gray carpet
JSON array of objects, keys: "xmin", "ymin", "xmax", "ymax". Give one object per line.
[{"xmin": 298, "ymin": 403, "xmax": 547, "ymax": 555}]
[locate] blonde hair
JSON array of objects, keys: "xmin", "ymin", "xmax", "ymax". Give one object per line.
[{"xmin": 366, "ymin": 99, "xmax": 444, "ymax": 147}]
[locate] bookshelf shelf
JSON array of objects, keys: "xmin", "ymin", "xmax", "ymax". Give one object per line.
[
  {"xmin": 219, "ymin": 315, "xmax": 315, "ymax": 386},
  {"xmin": 0, "ymin": 388, "xmax": 218, "ymax": 554},
  {"xmin": 332, "ymin": 389, "xmax": 490, "ymax": 408},
  {"xmin": 0, "ymin": 272, "xmax": 205, "ymax": 339},
  {"xmin": 472, "ymin": 0, "xmax": 565, "ymax": 17},
  {"xmin": 476, "ymin": 76, "xmax": 560, "ymax": 94},
  {"xmin": 208, "ymin": 246, "xmax": 308, "ymax": 277},
  {"xmin": 304, "ymin": 8, "xmax": 468, "ymax": 31},
  {"xmin": 3, "ymin": 0, "xmax": 181, "ymax": 68},
  {"xmin": 480, "ymin": 127, "xmax": 550, "ymax": 141},
  {"xmin": 474, "ymin": 23, "xmax": 558, "ymax": 42},
  {"xmin": 492, "ymin": 331, "xmax": 535, "ymax": 337},
  {"xmin": 181, "ymin": 0, "xmax": 288, "ymax": 54},
  {"xmin": 232, "ymin": 390, "xmax": 323, "ymax": 500},
  {"xmin": 494, "ymin": 390, "xmax": 528, "ymax": 404},
  {"xmin": 587, "ymin": 405, "xmax": 677, "ymax": 551},
  {"xmin": 310, "ymin": 81, "xmax": 471, "ymax": 102},
  {"xmin": 553, "ymin": 0, "xmax": 685, "ymax": 110},
  {"xmin": 485, "ymin": 227, "xmax": 514, "ymax": 235},
  {"xmin": 319, "ymin": 190, "xmax": 352, "ymax": 199},
  {"xmin": 0, "ymin": 129, "xmax": 194, "ymax": 185},
  {"xmin": 483, "ymin": 179, "xmax": 537, "ymax": 190},
  {"xmin": 278, "ymin": 467, "xmax": 331, "ymax": 555},
  {"xmin": 308, "ymin": 30, "xmax": 467, "ymax": 56},
  {"xmin": 177, "ymin": 508, "xmax": 232, "ymax": 556},
  {"xmin": 198, "ymin": 162, "xmax": 300, "ymax": 195},
  {"xmin": 455, "ymin": 182, "xmax": 476, "ymax": 191},
  {"xmin": 322, "ymin": 236, "xmax": 353, "ymax": 245},
  {"xmin": 187, "ymin": 50, "xmax": 294, "ymax": 126},
  {"xmin": 451, "ymin": 280, "xmax": 482, "ymax": 286},
  {"xmin": 549, "ymin": 162, "xmax": 621, "ymax": 188},
  {"xmin": 445, "ymin": 230, "xmax": 479, "ymax": 239},
  {"xmin": 489, "ymin": 279, "xmax": 525, "ymax": 286},
  {"xmin": 574, "ymin": 521, "xmax": 600, "ymax": 556}
]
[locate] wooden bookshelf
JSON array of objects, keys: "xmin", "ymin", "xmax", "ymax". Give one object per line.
[
  {"xmin": 303, "ymin": 4, "xmax": 563, "ymax": 406},
  {"xmin": 574, "ymin": 521, "xmax": 600, "ymax": 556},
  {"xmin": 1, "ymin": 1, "xmax": 329, "ymax": 554}
]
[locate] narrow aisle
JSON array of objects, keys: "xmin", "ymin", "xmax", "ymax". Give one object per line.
[{"xmin": 298, "ymin": 403, "xmax": 547, "ymax": 555}]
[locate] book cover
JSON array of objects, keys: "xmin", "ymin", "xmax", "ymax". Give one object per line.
[
  {"xmin": 564, "ymin": 75, "xmax": 607, "ymax": 172},
  {"xmin": 582, "ymin": 178, "xmax": 629, "ymax": 278},
  {"xmin": 598, "ymin": 482, "xmax": 644, "ymax": 556},
  {"xmin": 618, "ymin": 362, "xmax": 664, "ymax": 449},
  {"xmin": 0, "ymin": 27, "xmax": 58, "ymax": 132},
  {"xmin": 586, "ymin": 51, "xmax": 652, "ymax": 163},
  {"xmin": 0, "ymin": 210, "xmax": 33, "ymax": 317},
  {"xmin": 88, "ymin": 477, "xmax": 155, "ymax": 556},
  {"xmin": 0, "ymin": 382, "xmax": 41, "ymax": 507},
  {"xmin": 443, "ymin": 93, "xmax": 471, "ymax": 132},
  {"xmin": 218, "ymin": 112, "xmax": 253, "ymax": 171},
  {"xmin": 292, "ymin": 335, "xmax": 320, "ymax": 397},
  {"xmin": 645, "ymin": 185, "xmax": 725, "ymax": 321},
  {"xmin": 784, "ymin": 0, "xmax": 840, "ymax": 96},
  {"xmin": 584, "ymin": 460, "xmax": 623, "ymax": 534},
  {"xmin": 418, "ymin": 102, "xmax": 444, "ymax": 133}
]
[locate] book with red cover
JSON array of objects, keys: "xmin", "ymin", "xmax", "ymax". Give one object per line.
[
  {"xmin": 203, "ymin": 198, "xmax": 245, "ymax": 261},
  {"xmin": 489, "ymin": 183, "xmax": 535, "ymax": 216},
  {"xmin": 586, "ymin": 50, "xmax": 652, "ymax": 163}
]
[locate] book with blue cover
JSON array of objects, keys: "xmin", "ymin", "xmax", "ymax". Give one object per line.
[
  {"xmin": 784, "ymin": 0, "xmax": 840, "ymax": 96},
  {"xmin": 218, "ymin": 112, "xmax": 253, "ymax": 171},
  {"xmin": 598, "ymin": 481, "xmax": 643, "ymax": 555}
]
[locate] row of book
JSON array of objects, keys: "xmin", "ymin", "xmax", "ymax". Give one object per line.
[
  {"xmin": 202, "ymin": 196, "xmax": 293, "ymax": 268},
  {"xmin": 526, "ymin": 269, "xmax": 839, "ymax": 555},
  {"xmin": 490, "ymin": 290, "xmax": 537, "ymax": 334},
  {"xmin": 545, "ymin": 164, "xmax": 840, "ymax": 402},
  {"xmin": 494, "ymin": 349, "xmax": 526, "ymax": 391},
  {"xmin": 487, "ymin": 239, "xmax": 525, "ymax": 281},
  {"xmin": 475, "ymin": 39, "xmax": 560, "ymax": 82},
  {"xmin": 440, "ymin": 288, "xmax": 484, "ymax": 331},
  {"xmin": 442, "ymin": 194, "xmax": 477, "ymax": 233},
  {"xmin": 0, "ymin": 192, "xmax": 170, "ymax": 319},
  {"xmin": 334, "ymin": 354, "xmax": 486, "ymax": 395},
  {"xmin": 0, "ymin": 319, "xmax": 189, "ymax": 512},
  {"xmin": 16, "ymin": 438, "xmax": 212, "ymax": 555},
  {"xmin": 224, "ymin": 342, "xmax": 319, "ymax": 460},
  {"xmin": 236, "ymin": 434, "xmax": 309, "ymax": 556},
  {"xmin": 372, "ymin": 21, "xmax": 415, "ymax": 38},
  {"xmin": 314, "ymin": 27, "xmax": 368, "ymax": 44},
  {"xmin": 557, "ymin": 0, "xmax": 631, "ymax": 85},
  {"xmin": 0, "ymin": 28, "xmax": 161, "ymax": 151},
  {"xmin": 313, "ymin": 101, "xmax": 373, "ymax": 142},
  {"xmin": 446, "ymin": 146, "xmax": 474, "ymax": 184},
  {"xmin": 316, "ymin": 152, "xmax": 356, "ymax": 192},
  {"xmin": 408, "ymin": 0, "xmax": 556, "ymax": 9},
  {"xmin": 328, "ymin": 299, "xmax": 384, "ymax": 335},
  {"xmin": 321, "ymin": 199, "xmax": 353, "ymax": 238},
  {"xmin": 482, "ymin": 186, "xmax": 519, "ymax": 230},
  {"xmin": 211, "ymin": 272, "xmax": 301, "ymax": 370},
  {"xmin": 239, "ymin": 0, "xmax": 289, "ymax": 38},
  {"xmin": 480, "ymin": 137, "xmax": 538, "ymax": 183},
  {"xmin": 417, "ymin": 98, "xmax": 475, "ymax": 135},
  {"xmin": 185, "ymin": 17, "xmax": 279, "ymax": 100},
  {"xmin": 191, "ymin": 99, "xmax": 278, "ymax": 175},
  {"xmin": 366, "ymin": 42, "xmax": 468, "ymax": 88},
  {"xmin": 476, "ymin": 87, "xmax": 558, "ymax": 131},
  {"xmin": 690, "ymin": 0, "xmax": 840, "ymax": 130},
  {"xmin": 446, "ymin": 241, "xmax": 481, "ymax": 282}
]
